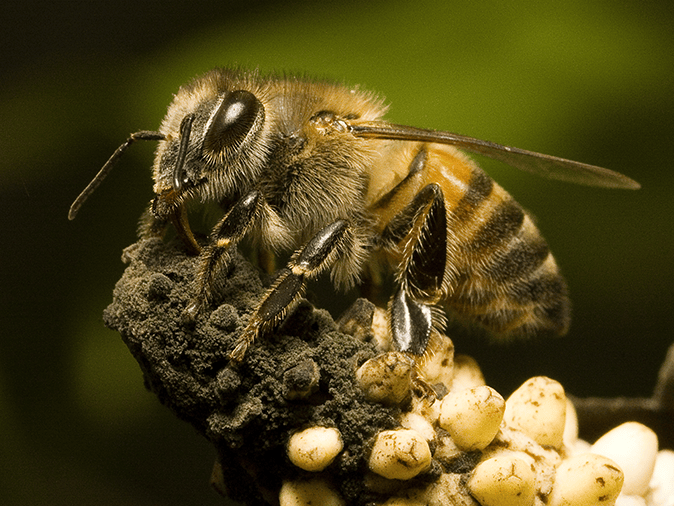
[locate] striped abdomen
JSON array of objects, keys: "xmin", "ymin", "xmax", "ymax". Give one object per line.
[
  {"xmin": 430, "ymin": 145, "xmax": 570, "ymax": 338},
  {"xmin": 368, "ymin": 142, "xmax": 571, "ymax": 339}
]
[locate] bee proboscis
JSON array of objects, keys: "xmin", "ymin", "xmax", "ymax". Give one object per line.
[{"xmin": 69, "ymin": 68, "xmax": 639, "ymax": 361}]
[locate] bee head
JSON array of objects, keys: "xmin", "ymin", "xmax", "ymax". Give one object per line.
[{"xmin": 151, "ymin": 88, "xmax": 267, "ymax": 218}]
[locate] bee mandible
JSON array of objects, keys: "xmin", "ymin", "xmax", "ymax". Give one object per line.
[{"xmin": 69, "ymin": 68, "xmax": 639, "ymax": 362}]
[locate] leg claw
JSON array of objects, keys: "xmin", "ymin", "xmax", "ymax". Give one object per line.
[{"xmin": 183, "ymin": 298, "xmax": 204, "ymax": 324}]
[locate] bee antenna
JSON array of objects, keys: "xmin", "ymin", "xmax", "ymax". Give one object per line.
[
  {"xmin": 68, "ymin": 130, "xmax": 165, "ymax": 220},
  {"xmin": 173, "ymin": 114, "xmax": 195, "ymax": 192}
]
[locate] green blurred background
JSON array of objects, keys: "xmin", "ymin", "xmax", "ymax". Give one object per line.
[{"xmin": 1, "ymin": 0, "xmax": 672, "ymax": 504}]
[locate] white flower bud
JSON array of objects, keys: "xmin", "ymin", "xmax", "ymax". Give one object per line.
[
  {"xmin": 548, "ymin": 453, "xmax": 624, "ymax": 506},
  {"xmin": 468, "ymin": 454, "xmax": 536, "ymax": 506},
  {"xmin": 287, "ymin": 426, "xmax": 343, "ymax": 472},
  {"xmin": 438, "ymin": 385, "xmax": 505, "ymax": 451},
  {"xmin": 590, "ymin": 422, "xmax": 658, "ymax": 497},
  {"xmin": 504, "ymin": 376, "xmax": 566, "ymax": 449},
  {"xmin": 369, "ymin": 429, "xmax": 432, "ymax": 480}
]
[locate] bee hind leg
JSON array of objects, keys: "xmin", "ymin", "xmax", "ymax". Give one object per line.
[
  {"xmin": 229, "ymin": 219, "xmax": 353, "ymax": 362},
  {"xmin": 384, "ymin": 183, "xmax": 447, "ymax": 357}
]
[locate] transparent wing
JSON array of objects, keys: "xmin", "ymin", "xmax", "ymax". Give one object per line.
[{"xmin": 349, "ymin": 122, "xmax": 640, "ymax": 190}]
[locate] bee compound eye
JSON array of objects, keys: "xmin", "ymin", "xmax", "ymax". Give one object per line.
[{"xmin": 204, "ymin": 90, "xmax": 263, "ymax": 153}]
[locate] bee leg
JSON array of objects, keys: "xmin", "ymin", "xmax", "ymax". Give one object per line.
[
  {"xmin": 390, "ymin": 287, "xmax": 434, "ymax": 356},
  {"xmin": 229, "ymin": 220, "xmax": 352, "ymax": 362},
  {"xmin": 185, "ymin": 189, "xmax": 265, "ymax": 319},
  {"xmin": 253, "ymin": 248, "xmax": 277, "ymax": 275},
  {"xmin": 410, "ymin": 365, "xmax": 439, "ymax": 402},
  {"xmin": 385, "ymin": 183, "xmax": 447, "ymax": 356},
  {"xmin": 137, "ymin": 204, "xmax": 170, "ymax": 239},
  {"xmin": 170, "ymin": 203, "xmax": 201, "ymax": 255}
]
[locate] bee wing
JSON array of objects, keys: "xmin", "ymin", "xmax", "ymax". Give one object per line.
[{"xmin": 349, "ymin": 122, "xmax": 640, "ymax": 190}]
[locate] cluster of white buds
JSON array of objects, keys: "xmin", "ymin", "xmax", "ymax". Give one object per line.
[{"xmin": 279, "ymin": 317, "xmax": 672, "ymax": 506}]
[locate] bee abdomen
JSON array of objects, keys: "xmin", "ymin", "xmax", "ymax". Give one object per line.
[
  {"xmin": 447, "ymin": 180, "xmax": 570, "ymax": 338},
  {"xmin": 464, "ymin": 261, "xmax": 571, "ymax": 338}
]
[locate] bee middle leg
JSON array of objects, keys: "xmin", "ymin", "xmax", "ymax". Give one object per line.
[
  {"xmin": 229, "ymin": 219, "xmax": 353, "ymax": 362},
  {"xmin": 382, "ymin": 183, "xmax": 447, "ymax": 356}
]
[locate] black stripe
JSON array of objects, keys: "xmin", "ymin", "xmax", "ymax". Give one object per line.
[
  {"xmin": 508, "ymin": 272, "xmax": 567, "ymax": 305},
  {"xmin": 452, "ymin": 168, "xmax": 493, "ymax": 222},
  {"xmin": 469, "ymin": 198, "xmax": 524, "ymax": 253},
  {"xmin": 485, "ymin": 236, "xmax": 550, "ymax": 283}
]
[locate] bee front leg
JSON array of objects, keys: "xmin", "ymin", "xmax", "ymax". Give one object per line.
[
  {"xmin": 229, "ymin": 220, "xmax": 352, "ymax": 362},
  {"xmin": 185, "ymin": 189, "xmax": 265, "ymax": 319},
  {"xmin": 384, "ymin": 183, "xmax": 447, "ymax": 356},
  {"xmin": 137, "ymin": 204, "xmax": 170, "ymax": 240}
]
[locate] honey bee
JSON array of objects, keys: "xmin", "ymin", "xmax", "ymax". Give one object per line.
[{"xmin": 69, "ymin": 68, "xmax": 639, "ymax": 362}]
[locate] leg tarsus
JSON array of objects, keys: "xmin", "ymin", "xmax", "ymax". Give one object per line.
[
  {"xmin": 170, "ymin": 204, "xmax": 201, "ymax": 255},
  {"xmin": 396, "ymin": 183, "xmax": 447, "ymax": 300},
  {"xmin": 410, "ymin": 367, "xmax": 438, "ymax": 402},
  {"xmin": 390, "ymin": 285, "xmax": 434, "ymax": 356},
  {"xmin": 184, "ymin": 190, "xmax": 264, "ymax": 321},
  {"xmin": 229, "ymin": 268, "xmax": 304, "ymax": 362},
  {"xmin": 229, "ymin": 220, "xmax": 351, "ymax": 362},
  {"xmin": 137, "ymin": 205, "xmax": 170, "ymax": 240},
  {"xmin": 384, "ymin": 183, "xmax": 448, "ymax": 356}
]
